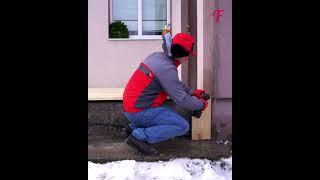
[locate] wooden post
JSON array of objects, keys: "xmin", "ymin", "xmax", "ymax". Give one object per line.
[
  {"xmin": 181, "ymin": 0, "xmax": 189, "ymax": 85},
  {"xmin": 192, "ymin": 0, "xmax": 214, "ymax": 140},
  {"xmin": 171, "ymin": 0, "xmax": 182, "ymax": 80}
]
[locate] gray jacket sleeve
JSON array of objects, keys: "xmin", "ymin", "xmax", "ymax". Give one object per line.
[
  {"xmin": 157, "ymin": 67, "xmax": 204, "ymax": 111},
  {"xmin": 181, "ymin": 83, "xmax": 194, "ymax": 95}
]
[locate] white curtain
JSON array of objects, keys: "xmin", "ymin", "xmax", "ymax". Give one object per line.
[
  {"xmin": 112, "ymin": 0, "xmax": 167, "ymax": 36},
  {"xmin": 112, "ymin": 0, "xmax": 138, "ymax": 35},
  {"xmin": 142, "ymin": 0, "xmax": 167, "ymax": 35}
]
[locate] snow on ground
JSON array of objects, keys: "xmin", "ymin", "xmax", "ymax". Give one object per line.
[{"xmin": 88, "ymin": 156, "xmax": 232, "ymax": 180}]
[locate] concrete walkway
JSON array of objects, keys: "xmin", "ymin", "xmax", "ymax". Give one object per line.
[
  {"xmin": 88, "ymin": 136, "xmax": 232, "ymax": 163},
  {"xmin": 88, "ymin": 101, "xmax": 232, "ymax": 163}
]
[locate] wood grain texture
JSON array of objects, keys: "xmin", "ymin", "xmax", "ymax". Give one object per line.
[
  {"xmin": 192, "ymin": 0, "xmax": 214, "ymax": 140},
  {"xmin": 192, "ymin": 100, "xmax": 212, "ymax": 140}
]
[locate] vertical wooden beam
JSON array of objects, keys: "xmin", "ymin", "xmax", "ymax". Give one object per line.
[
  {"xmin": 171, "ymin": 0, "xmax": 182, "ymax": 80},
  {"xmin": 180, "ymin": 0, "xmax": 189, "ymax": 85},
  {"xmin": 192, "ymin": 0, "xmax": 214, "ymax": 140},
  {"xmin": 188, "ymin": 0, "xmax": 197, "ymax": 90}
]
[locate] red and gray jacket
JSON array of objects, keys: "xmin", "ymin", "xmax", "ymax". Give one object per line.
[{"xmin": 123, "ymin": 52, "xmax": 204, "ymax": 113}]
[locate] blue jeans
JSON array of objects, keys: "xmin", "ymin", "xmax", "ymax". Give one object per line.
[{"xmin": 124, "ymin": 106, "xmax": 189, "ymax": 144}]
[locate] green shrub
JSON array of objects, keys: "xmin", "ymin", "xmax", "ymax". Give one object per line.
[{"xmin": 109, "ymin": 21, "xmax": 129, "ymax": 38}]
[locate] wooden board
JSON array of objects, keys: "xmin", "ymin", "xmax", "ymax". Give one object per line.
[
  {"xmin": 88, "ymin": 88, "xmax": 171, "ymax": 101},
  {"xmin": 171, "ymin": 0, "xmax": 182, "ymax": 80},
  {"xmin": 88, "ymin": 88, "xmax": 124, "ymax": 100},
  {"xmin": 192, "ymin": 100, "xmax": 212, "ymax": 140},
  {"xmin": 192, "ymin": 0, "xmax": 214, "ymax": 140}
]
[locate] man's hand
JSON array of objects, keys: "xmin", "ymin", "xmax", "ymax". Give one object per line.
[
  {"xmin": 192, "ymin": 89, "xmax": 209, "ymax": 111},
  {"xmin": 200, "ymin": 98, "xmax": 208, "ymax": 111},
  {"xmin": 191, "ymin": 98, "xmax": 208, "ymax": 118},
  {"xmin": 192, "ymin": 89, "xmax": 205, "ymax": 99},
  {"xmin": 191, "ymin": 90, "xmax": 210, "ymax": 118}
]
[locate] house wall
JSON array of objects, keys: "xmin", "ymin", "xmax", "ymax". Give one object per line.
[
  {"xmin": 89, "ymin": 0, "xmax": 171, "ymax": 88},
  {"xmin": 88, "ymin": 0, "xmax": 232, "ymax": 141},
  {"xmin": 212, "ymin": 0, "xmax": 232, "ymax": 141}
]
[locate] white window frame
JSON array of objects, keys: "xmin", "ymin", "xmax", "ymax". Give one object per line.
[{"xmin": 110, "ymin": 0, "xmax": 170, "ymax": 40}]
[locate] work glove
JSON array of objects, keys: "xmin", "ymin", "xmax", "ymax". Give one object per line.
[
  {"xmin": 200, "ymin": 98, "xmax": 208, "ymax": 111},
  {"xmin": 192, "ymin": 89, "xmax": 205, "ymax": 99}
]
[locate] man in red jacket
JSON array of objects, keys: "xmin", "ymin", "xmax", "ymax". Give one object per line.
[{"xmin": 123, "ymin": 33, "xmax": 208, "ymax": 154}]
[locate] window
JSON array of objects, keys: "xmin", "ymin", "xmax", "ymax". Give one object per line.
[
  {"xmin": 111, "ymin": 0, "xmax": 138, "ymax": 35},
  {"xmin": 110, "ymin": 0, "xmax": 170, "ymax": 39}
]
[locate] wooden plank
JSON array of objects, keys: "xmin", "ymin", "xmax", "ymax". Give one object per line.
[
  {"xmin": 171, "ymin": 0, "xmax": 182, "ymax": 80},
  {"xmin": 88, "ymin": 88, "xmax": 124, "ymax": 100},
  {"xmin": 192, "ymin": 101, "xmax": 212, "ymax": 140},
  {"xmin": 192, "ymin": 0, "xmax": 214, "ymax": 140},
  {"xmin": 88, "ymin": 88, "xmax": 171, "ymax": 101},
  {"xmin": 181, "ymin": 0, "xmax": 189, "ymax": 85},
  {"xmin": 188, "ymin": 0, "xmax": 198, "ymax": 90}
]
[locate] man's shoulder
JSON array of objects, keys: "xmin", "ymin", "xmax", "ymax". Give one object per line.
[
  {"xmin": 146, "ymin": 52, "xmax": 170, "ymax": 59},
  {"xmin": 144, "ymin": 52, "xmax": 176, "ymax": 76},
  {"xmin": 144, "ymin": 52, "xmax": 172, "ymax": 65}
]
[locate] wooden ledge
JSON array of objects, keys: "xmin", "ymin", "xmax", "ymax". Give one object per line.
[{"xmin": 88, "ymin": 88, "xmax": 124, "ymax": 101}]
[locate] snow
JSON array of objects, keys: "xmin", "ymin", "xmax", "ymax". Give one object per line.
[
  {"xmin": 88, "ymin": 157, "xmax": 232, "ymax": 180},
  {"xmin": 217, "ymin": 140, "xmax": 231, "ymax": 146}
]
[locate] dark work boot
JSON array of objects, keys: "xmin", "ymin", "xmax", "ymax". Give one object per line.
[
  {"xmin": 123, "ymin": 125, "xmax": 133, "ymax": 138},
  {"xmin": 125, "ymin": 135, "xmax": 157, "ymax": 155}
]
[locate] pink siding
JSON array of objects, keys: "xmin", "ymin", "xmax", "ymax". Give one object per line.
[{"xmin": 88, "ymin": 0, "xmax": 163, "ymax": 88}]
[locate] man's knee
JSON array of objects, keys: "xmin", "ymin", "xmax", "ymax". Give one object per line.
[{"xmin": 180, "ymin": 120, "xmax": 190, "ymax": 134}]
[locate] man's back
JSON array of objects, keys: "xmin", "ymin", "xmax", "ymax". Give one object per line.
[{"xmin": 123, "ymin": 52, "xmax": 203, "ymax": 113}]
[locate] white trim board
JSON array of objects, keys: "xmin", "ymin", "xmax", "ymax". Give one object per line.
[
  {"xmin": 88, "ymin": 88, "xmax": 124, "ymax": 101},
  {"xmin": 171, "ymin": 0, "xmax": 182, "ymax": 80},
  {"xmin": 88, "ymin": 88, "xmax": 171, "ymax": 101}
]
